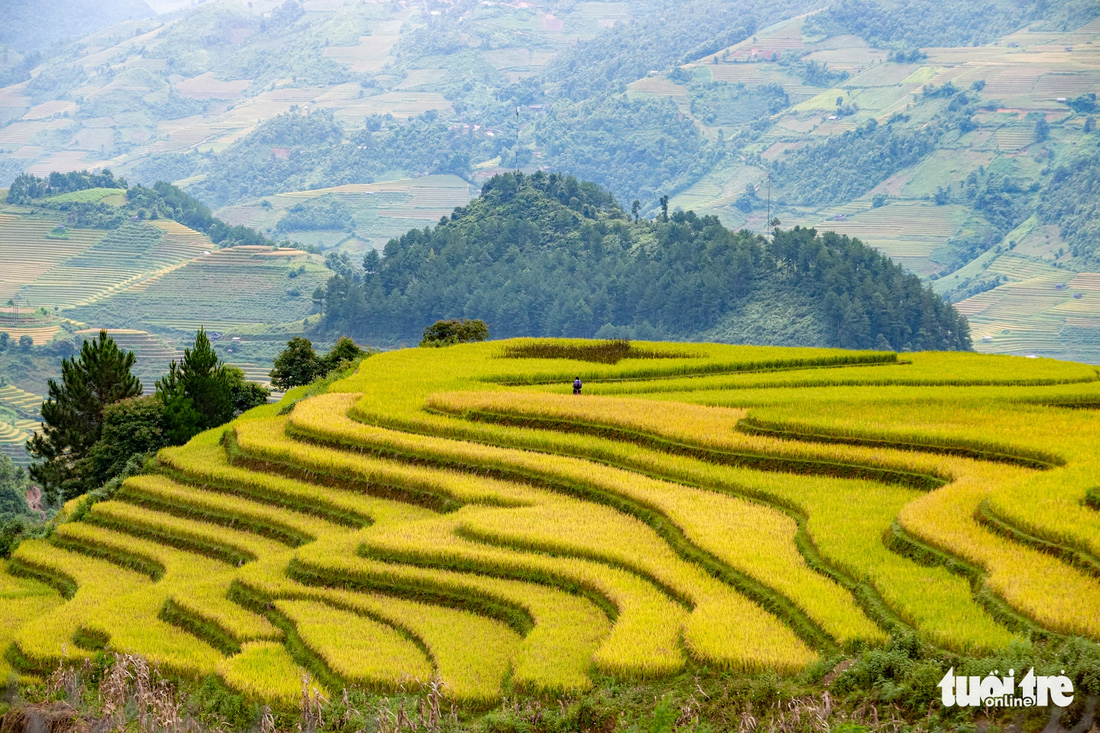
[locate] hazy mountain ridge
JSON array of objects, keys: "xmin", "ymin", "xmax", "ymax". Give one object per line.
[
  {"xmin": 0, "ymin": 0, "xmax": 155, "ymax": 53},
  {"xmin": 1, "ymin": 0, "xmax": 1100, "ymax": 364}
]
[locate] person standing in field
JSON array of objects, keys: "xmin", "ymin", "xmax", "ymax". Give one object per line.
[{"xmin": 573, "ymin": 376, "xmax": 582, "ymax": 395}]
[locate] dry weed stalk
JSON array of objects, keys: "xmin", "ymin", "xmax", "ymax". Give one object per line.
[
  {"xmin": 415, "ymin": 678, "xmax": 445, "ymax": 731},
  {"xmin": 45, "ymin": 658, "xmax": 86, "ymax": 702},
  {"xmin": 738, "ymin": 703, "xmax": 758, "ymax": 733},
  {"xmin": 374, "ymin": 697, "xmax": 399, "ymax": 733},
  {"xmin": 675, "ymin": 677, "xmax": 710, "ymax": 729},
  {"xmin": 297, "ymin": 674, "xmax": 328, "ymax": 733},
  {"xmin": 260, "ymin": 706, "xmax": 277, "ymax": 733},
  {"xmin": 95, "ymin": 654, "xmax": 182, "ymax": 733}
]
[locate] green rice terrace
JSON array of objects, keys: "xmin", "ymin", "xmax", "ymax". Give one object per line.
[{"xmin": 4, "ymin": 340, "xmax": 1100, "ymax": 720}]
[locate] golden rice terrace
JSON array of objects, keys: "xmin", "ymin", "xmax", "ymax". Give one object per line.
[{"xmin": 4, "ymin": 341, "xmax": 1100, "ymax": 705}]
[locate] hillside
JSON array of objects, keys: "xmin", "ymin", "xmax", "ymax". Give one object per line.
[
  {"xmin": 0, "ymin": 176, "xmax": 339, "ymax": 464},
  {"xmin": 2, "ymin": 340, "xmax": 1099, "ymax": 730},
  {"xmin": 314, "ymin": 171, "xmax": 971, "ymax": 350},
  {"xmin": 625, "ymin": 11, "xmax": 1100, "ymax": 362},
  {"xmin": 6, "ymin": 0, "xmax": 1097, "ymax": 361}
]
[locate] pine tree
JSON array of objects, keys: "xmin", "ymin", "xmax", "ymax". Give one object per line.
[
  {"xmin": 27, "ymin": 330, "xmax": 142, "ymax": 502},
  {"xmin": 157, "ymin": 328, "xmax": 268, "ymax": 444},
  {"xmin": 157, "ymin": 329, "xmax": 228, "ymax": 441}
]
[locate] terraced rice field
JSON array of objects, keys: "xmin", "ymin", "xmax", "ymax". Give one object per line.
[
  {"xmin": 69, "ymin": 246, "xmax": 330, "ymax": 333},
  {"xmin": 0, "ymin": 320, "xmax": 60, "ymax": 346},
  {"xmin": 16, "ymin": 220, "xmax": 214, "ymax": 305},
  {"xmin": 0, "ymin": 384, "xmax": 42, "ymax": 416},
  {"xmin": 0, "ymin": 382, "xmax": 41, "ymax": 466},
  {"xmin": 802, "ymin": 202, "xmax": 967, "ymax": 276},
  {"xmin": 0, "ymin": 417, "xmax": 39, "ymax": 466},
  {"xmin": 323, "ymin": 36, "xmax": 401, "ymax": 74},
  {"xmin": 5, "ymin": 341, "xmax": 1100, "ymax": 703},
  {"xmin": 957, "ymin": 268, "xmax": 1100, "ymax": 362},
  {"xmin": 0, "ymin": 215, "xmax": 107, "ymax": 301},
  {"xmin": 1, "ymin": 217, "xmax": 211, "ymax": 309}
]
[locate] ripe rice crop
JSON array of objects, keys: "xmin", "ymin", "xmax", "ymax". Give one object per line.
[
  {"xmin": 417, "ymin": 390, "xmax": 1015, "ymax": 651},
  {"xmin": 286, "ymin": 396, "xmax": 865, "ymax": 658},
  {"xmin": 120, "ymin": 473, "xmax": 343, "ymax": 546},
  {"xmin": 86, "ymin": 500, "xmax": 288, "ymax": 564},
  {"xmin": 292, "ymin": 554, "xmax": 610, "ymax": 693},
  {"xmin": 6, "ymin": 339, "xmax": 1100, "ymax": 703},
  {"xmin": 275, "ymin": 600, "xmax": 433, "ymax": 689},
  {"xmin": 158, "ymin": 428, "xmax": 433, "ymax": 527},
  {"xmin": 216, "ymin": 642, "xmax": 315, "ymax": 707}
]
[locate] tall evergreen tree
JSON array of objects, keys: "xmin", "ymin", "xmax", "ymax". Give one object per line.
[
  {"xmin": 157, "ymin": 328, "xmax": 268, "ymax": 444},
  {"xmin": 27, "ymin": 330, "xmax": 142, "ymax": 502}
]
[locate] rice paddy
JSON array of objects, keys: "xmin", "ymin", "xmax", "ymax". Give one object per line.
[{"xmin": 3, "ymin": 340, "xmax": 1098, "ymax": 705}]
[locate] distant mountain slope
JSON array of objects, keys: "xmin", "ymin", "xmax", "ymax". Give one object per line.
[
  {"xmin": 316, "ymin": 172, "xmax": 971, "ymax": 351},
  {"xmin": 1, "ymin": 0, "xmax": 1099, "ymax": 361},
  {"xmin": 0, "ymin": 0, "xmax": 154, "ymax": 52},
  {"xmin": 645, "ymin": 12, "xmax": 1100, "ymax": 362}
]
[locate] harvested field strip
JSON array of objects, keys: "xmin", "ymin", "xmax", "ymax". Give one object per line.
[
  {"xmin": 284, "ymin": 395, "xmax": 879, "ymax": 652},
  {"xmin": 0, "ymin": 324, "xmax": 59, "ymax": 345}
]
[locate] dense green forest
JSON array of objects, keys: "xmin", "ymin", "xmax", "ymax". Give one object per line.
[{"xmin": 316, "ymin": 172, "xmax": 970, "ymax": 351}]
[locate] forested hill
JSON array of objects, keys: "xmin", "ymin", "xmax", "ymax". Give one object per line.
[{"xmin": 317, "ymin": 172, "xmax": 971, "ymax": 351}]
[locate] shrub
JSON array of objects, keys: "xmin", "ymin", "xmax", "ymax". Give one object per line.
[{"xmin": 420, "ymin": 319, "xmax": 489, "ymax": 347}]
